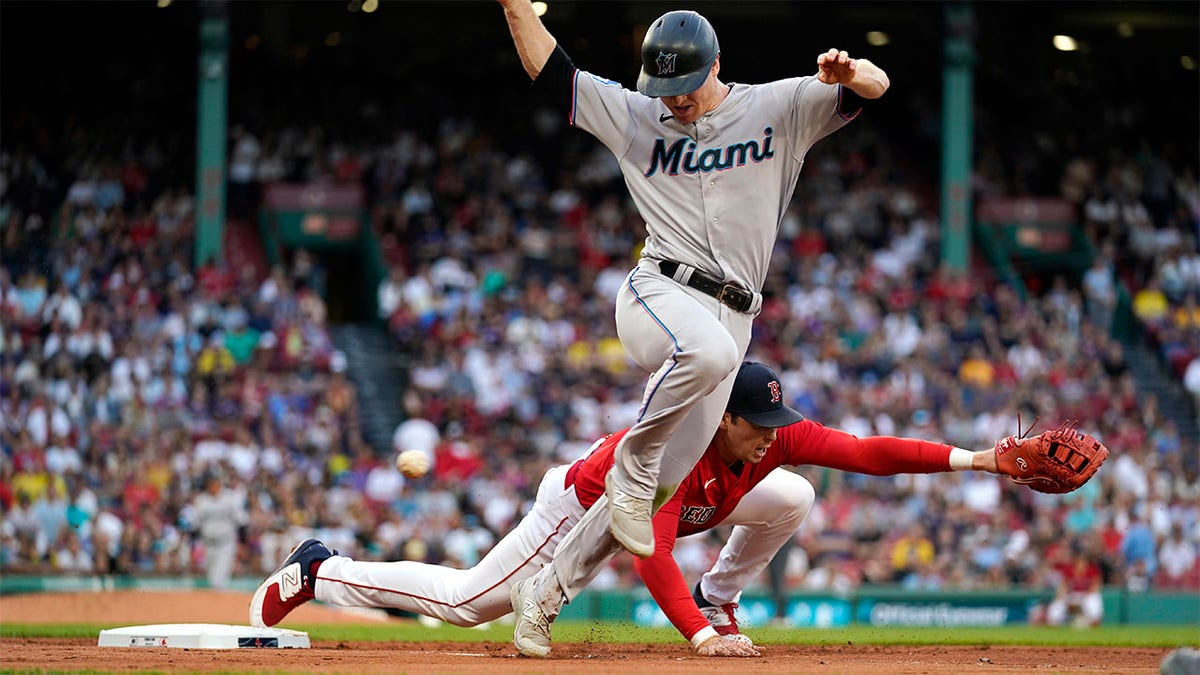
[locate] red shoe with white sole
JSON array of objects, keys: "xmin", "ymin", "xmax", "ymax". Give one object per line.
[{"xmin": 249, "ymin": 539, "xmax": 336, "ymax": 628}]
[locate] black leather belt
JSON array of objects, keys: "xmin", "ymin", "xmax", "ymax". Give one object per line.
[{"xmin": 657, "ymin": 260, "xmax": 754, "ymax": 313}]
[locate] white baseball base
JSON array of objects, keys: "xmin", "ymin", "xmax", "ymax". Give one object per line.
[{"xmin": 97, "ymin": 623, "xmax": 310, "ymax": 649}]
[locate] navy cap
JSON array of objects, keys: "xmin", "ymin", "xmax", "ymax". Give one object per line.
[{"xmin": 726, "ymin": 362, "xmax": 805, "ymax": 428}]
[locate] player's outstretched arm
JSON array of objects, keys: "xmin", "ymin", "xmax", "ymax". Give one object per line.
[
  {"xmin": 815, "ymin": 48, "xmax": 889, "ymax": 99},
  {"xmin": 497, "ymin": 0, "xmax": 557, "ymax": 80}
]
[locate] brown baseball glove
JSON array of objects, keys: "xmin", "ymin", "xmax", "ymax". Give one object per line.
[{"xmin": 994, "ymin": 422, "xmax": 1109, "ymax": 494}]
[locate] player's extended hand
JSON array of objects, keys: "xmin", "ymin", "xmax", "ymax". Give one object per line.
[
  {"xmin": 695, "ymin": 634, "xmax": 762, "ymax": 657},
  {"xmin": 816, "ymin": 48, "xmax": 856, "ymax": 85}
]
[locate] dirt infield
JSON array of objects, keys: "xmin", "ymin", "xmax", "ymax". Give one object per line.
[{"xmin": 0, "ymin": 591, "xmax": 1173, "ymax": 673}]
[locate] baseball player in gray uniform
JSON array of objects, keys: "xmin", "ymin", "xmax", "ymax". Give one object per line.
[{"xmin": 496, "ymin": 1, "xmax": 889, "ymax": 656}]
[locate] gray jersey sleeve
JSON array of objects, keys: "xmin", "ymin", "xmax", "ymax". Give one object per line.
[
  {"xmin": 779, "ymin": 76, "xmax": 852, "ymax": 160},
  {"xmin": 569, "ymin": 70, "xmax": 656, "ymax": 160}
]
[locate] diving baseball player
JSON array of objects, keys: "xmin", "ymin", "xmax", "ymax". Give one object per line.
[
  {"xmin": 495, "ymin": 1, "xmax": 889, "ymax": 656},
  {"xmin": 250, "ymin": 363, "xmax": 1006, "ymax": 657}
]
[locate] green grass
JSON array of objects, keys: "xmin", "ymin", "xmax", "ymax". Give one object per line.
[{"xmin": 3, "ymin": 621, "xmax": 1196, "ymax": 647}]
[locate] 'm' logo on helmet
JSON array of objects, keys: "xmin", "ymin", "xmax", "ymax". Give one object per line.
[{"xmin": 655, "ymin": 52, "xmax": 677, "ymax": 75}]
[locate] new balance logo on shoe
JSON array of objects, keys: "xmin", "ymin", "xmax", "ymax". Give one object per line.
[
  {"xmin": 510, "ymin": 577, "xmax": 554, "ymax": 658},
  {"xmin": 278, "ymin": 564, "xmax": 303, "ymax": 600}
]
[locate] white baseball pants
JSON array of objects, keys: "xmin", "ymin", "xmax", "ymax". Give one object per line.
[
  {"xmin": 204, "ymin": 537, "xmax": 238, "ymax": 589},
  {"xmin": 1046, "ymin": 591, "xmax": 1104, "ymax": 627},
  {"xmin": 311, "ymin": 465, "xmax": 810, "ymax": 626}
]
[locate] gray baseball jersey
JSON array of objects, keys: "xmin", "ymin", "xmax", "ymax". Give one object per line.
[{"xmin": 570, "ymin": 72, "xmax": 855, "ymax": 292}]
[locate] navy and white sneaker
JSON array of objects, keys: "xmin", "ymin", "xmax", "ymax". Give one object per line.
[
  {"xmin": 693, "ymin": 582, "xmax": 748, "ymax": 640},
  {"xmin": 249, "ymin": 539, "xmax": 336, "ymax": 628}
]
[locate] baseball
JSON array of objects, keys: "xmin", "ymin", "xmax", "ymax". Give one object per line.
[{"xmin": 395, "ymin": 450, "xmax": 430, "ymax": 479}]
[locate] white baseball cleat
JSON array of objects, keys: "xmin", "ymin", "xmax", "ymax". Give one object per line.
[
  {"xmin": 605, "ymin": 473, "xmax": 655, "ymax": 558},
  {"xmin": 509, "ymin": 575, "xmax": 560, "ymax": 658}
]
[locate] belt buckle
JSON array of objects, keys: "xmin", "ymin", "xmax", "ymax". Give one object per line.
[{"xmin": 717, "ymin": 285, "xmax": 749, "ymax": 312}]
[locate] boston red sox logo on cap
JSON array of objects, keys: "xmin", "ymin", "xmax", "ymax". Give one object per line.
[
  {"xmin": 656, "ymin": 51, "xmax": 677, "ymax": 76},
  {"xmin": 726, "ymin": 362, "xmax": 805, "ymax": 428}
]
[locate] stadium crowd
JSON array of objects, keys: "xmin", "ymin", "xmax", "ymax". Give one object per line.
[
  {"xmin": 1, "ymin": 6, "xmax": 1198, "ymax": 619},
  {"xmin": 2, "ymin": 112, "xmax": 1197, "ymax": 609}
]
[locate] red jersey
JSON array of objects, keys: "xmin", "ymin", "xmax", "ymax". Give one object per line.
[
  {"xmin": 1056, "ymin": 559, "xmax": 1102, "ymax": 593},
  {"xmin": 567, "ymin": 420, "xmax": 955, "ymax": 641}
]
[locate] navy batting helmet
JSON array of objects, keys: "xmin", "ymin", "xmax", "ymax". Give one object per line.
[{"xmin": 637, "ymin": 10, "xmax": 720, "ymax": 97}]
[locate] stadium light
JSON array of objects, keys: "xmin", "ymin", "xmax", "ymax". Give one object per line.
[
  {"xmin": 363, "ymin": 0, "xmax": 379, "ymax": 13},
  {"xmin": 1183, "ymin": 55, "xmax": 1197, "ymax": 71},
  {"xmin": 1052, "ymin": 34, "xmax": 1078, "ymax": 52},
  {"xmin": 532, "ymin": 2, "xmax": 548, "ymax": 17},
  {"xmin": 1116, "ymin": 21, "xmax": 1134, "ymax": 38},
  {"xmin": 865, "ymin": 31, "xmax": 889, "ymax": 47},
  {"xmin": 157, "ymin": 0, "xmax": 171, "ymax": 8}
]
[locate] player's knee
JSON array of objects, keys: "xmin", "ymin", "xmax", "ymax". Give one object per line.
[
  {"xmin": 779, "ymin": 475, "xmax": 816, "ymax": 526},
  {"xmin": 682, "ymin": 336, "xmax": 740, "ymax": 385}
]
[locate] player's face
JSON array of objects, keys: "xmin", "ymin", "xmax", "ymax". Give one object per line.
[
  {"xmin": 659, "ymin": 59, "xmax": 721, "ymax": 125},
  {"xmin": 721, "ymin": 415, "xmax": 778, "ymax": 465}
]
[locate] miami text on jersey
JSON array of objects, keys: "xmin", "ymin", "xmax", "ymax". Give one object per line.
[{"xmin": 644, "ymin": 127, "xmax": 775, "ymax": 177}]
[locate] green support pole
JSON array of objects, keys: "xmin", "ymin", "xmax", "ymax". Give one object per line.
[
  {"xmin": 195, "ymin": 0, "xmax": 229, "ymax": 269},
  {"xmin": 940, "ymin": 2, "xmax": 975, "ymax": 274}
]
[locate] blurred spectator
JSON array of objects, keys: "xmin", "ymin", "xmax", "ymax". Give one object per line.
[
  {"xmin": 1081, "ymin": 248, "xmax": 1117, "ymax": 331},
  {"xmin": 1044, "ymin": 547, "xmax": 1104, "ymax": 628},
  {"xmin": 1120, "ymin": 512, "xmax": 1158, "ymax": 578},
  {"xmin": 187, "ymin": 471, "xmax": 248, "ymax": 589},
  {"xmin": 890, "ymin": 522, "xmax": 935, "ymax": 582},
  {"xmin": 1157, "ymin": 525, "xmax": 1198, "ymax": 589}
]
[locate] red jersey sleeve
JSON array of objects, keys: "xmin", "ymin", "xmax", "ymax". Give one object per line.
[
  {"xmin": 633, "ymin": 481, "xmax": 711, "ymax": 643},
  {"xmin": 776, "ymin": 420, "xmax": 955, "ymax": 474}
]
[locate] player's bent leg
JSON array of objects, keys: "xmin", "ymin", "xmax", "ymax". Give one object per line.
[
  {"xmin": 654, "ymin": 370, "xmax": 741, "ymax": 490},
  {"xmin": 695, "ymin": 470, "xmax": 815, "ymax": 634},
  {"xmin": 610, "ymin": 269, "xmax": 742, "ymax": 499},
  {"xmin": 547, "ymin": 493, "xmax": 625, "ymax": 603},
  {"xmin": 315, "ymin": 465, "xmax": 583, "ymax": 627},
  {"xmin": 609, "ymin": 286, "xmax": 743, "ymax": 555}
]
